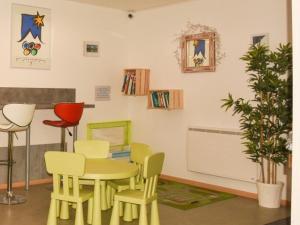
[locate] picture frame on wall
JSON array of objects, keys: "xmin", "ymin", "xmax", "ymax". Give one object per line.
[
  {"xmin": 181, "ymin": 32, "xmax": 216, "ymax": 73},
  {"xmin": 11, "ymin": 4, "xmax": 51, "ymax": 69},
  {"xmin": 251, "ymin": 33, "xmax": 269, "ymax": 46},
  {"xmin": 83, "ymin": 41, "xmax": 99, "ymax": 57}
]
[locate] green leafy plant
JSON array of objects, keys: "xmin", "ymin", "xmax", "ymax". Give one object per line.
[{"xmin": 222, "ymin": 43, "xmax": 292, "ymax": 184}]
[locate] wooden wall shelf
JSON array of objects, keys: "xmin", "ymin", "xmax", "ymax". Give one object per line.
[
  {"xmin": 121, "ymin": 69, "xmax": 150, "ymax": 96},
  {"xmin": 148, "ymin": 89, "xmax": 183, "ymax": 110}
]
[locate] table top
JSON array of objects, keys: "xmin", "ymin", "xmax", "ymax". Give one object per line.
[{"xmin": 82, "ymin": 158, "xmax": 138, "ymax": 180}]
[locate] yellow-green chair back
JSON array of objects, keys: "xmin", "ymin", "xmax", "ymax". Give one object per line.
[
  {"xmin": 142, "ymin": 152, "xmax": 165, "ymax": 199},
  {"xmin": 110, "ymin": 152, "xmax": 165, "ymax": 225},
  {"xmin": 45, "ymin": 151, "xmax": 85, "ymax": 176},
  {"xmin": 130, "ymin": 143, "xmax": 152, "ymax": 184},
  {"xmin": 45, "ymin": 151, "xmax": 93, "ymax": 225},
  {"xmin": 130, "ymin": 143, "xmax": 152, "ymax": 163},
  {"xmin": 75, "ymin": 139, "xmax": 109, "ymax": 158}
]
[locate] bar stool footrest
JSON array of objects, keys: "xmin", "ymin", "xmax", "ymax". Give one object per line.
[
  {"xmin": 0, "ymin": 160, "xmax": 16, "ymax": 165},
  {"xmin": 0, "ymin": 193, "xmax": 26, "ymax": 205}
]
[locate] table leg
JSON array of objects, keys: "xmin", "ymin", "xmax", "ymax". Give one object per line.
[
  {"xmin": 92, "ymin": 179, "xmax": 102, "ymax": 225},
  {"xmin": 123, "ymin": 177, "xmax": 137, "ymax": 222}
]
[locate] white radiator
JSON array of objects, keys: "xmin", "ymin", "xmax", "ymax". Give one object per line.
[{"xmin": 187, "ymin": 127, "xmax": 257, "ymax": 183}]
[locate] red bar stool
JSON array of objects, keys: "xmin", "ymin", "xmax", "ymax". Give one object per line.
[{"xmin": 43, "ymin": 102, "xmax": 84, "ymax": 152}]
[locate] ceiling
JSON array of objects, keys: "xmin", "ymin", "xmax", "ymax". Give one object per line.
[{"xmin": 67, "ymin": 0, "xmax": 191, "ymax": 11}]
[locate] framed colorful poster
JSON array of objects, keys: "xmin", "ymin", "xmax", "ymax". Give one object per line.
[
  {"xmin": 181, "ymin": 32, "xmax": 216, "ymax": 73},
  {"xmin": 11, "ymin": 4, "xmax": 51, "ymax": 69}
]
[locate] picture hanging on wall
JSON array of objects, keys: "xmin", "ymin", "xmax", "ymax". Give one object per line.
[
  {"xmin": 252, "ymin": 33, "xmax": 269, "ymax": 46},
  {"xmin": 181, "ymin": 32, "xmax": 216, "ymax": 73},
  {"xmin": 83, "ymin": 41, "xmax": 99, "ymax": 57},
  {"xmin": 174, "ymin": 22, "xmax": 225, "ymax": 73},
  {"xmin": 11, "ymin": 4, "xmax": 51, "ymax": 69}
]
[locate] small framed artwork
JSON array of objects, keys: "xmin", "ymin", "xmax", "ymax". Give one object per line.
[
  {"xmin": 181, "ymin": 32, "xmax": 216, "ymax": 73},
  {"xmin": 83, "ymin": 41, "xmax": 99, "ymax": 57},
  {"xmin": 252, "ymin": 33, "xmax": 269, "ymax": 46}
]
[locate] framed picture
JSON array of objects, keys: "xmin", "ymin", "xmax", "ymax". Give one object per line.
[
  {"xmin": 83, "ymin": 41, "xmax": 99, "ymax": 57},
  {"xmin": 11, "ymin": 4, "xmax": 51, "ymax": 69},
  {"xmin": 181, "ymin": 32, "xmax": 216, "ymax": 73},
  {"xmin": 252, "ymin": 33, "xmax": 269, "ymax": 46}
]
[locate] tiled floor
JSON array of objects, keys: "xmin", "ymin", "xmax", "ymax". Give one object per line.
[{"xmin": 0, "ymin": 184, "xmax": 290, "ymax": 225}]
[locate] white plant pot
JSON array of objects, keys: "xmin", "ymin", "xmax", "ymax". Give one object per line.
[{"xmin": 256, "ymin": 181, "xmax": 284, "ymax": 208}]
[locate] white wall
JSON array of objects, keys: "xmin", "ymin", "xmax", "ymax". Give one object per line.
[
  {"xmin": 126, "ymin": 0, "xmax": 289, "ymax": 196},
  {"xmin": 0, "ymin": 0, "xmax": 130, "ymax": 149}
]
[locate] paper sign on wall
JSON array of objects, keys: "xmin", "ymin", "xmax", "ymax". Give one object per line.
[{"xmin": 95, "ymin": 86, "xmax": 111, "ymax": 101}]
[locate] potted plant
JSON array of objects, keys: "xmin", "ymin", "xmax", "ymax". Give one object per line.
[{"xmin": 222, "ymin": 43, "xmax": 292, "ymax": 208}]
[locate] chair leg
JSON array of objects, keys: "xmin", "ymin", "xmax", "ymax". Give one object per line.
[
  {"xmin": 150, "ymin": 200, "xmax": 160, "ymax": 225},
  {"xmin": 119, "ymin": 201, "xmax": 124, "ymax": 217},
  {"xmin": 47, "ymin": 198, "xmax": 57, "ymax": 225},
  {"xmin": 132, "ymin": 204, "xmax": 138, "ymax": 219},
  {"xmin": 110, "ymin": 199, "xmax": 120, "ymax": 225},
  {"xmin": 87, "ymin": 198, "xmax": 93, "ymax": 225},
  {"xmin": 139, "ymin": 204, "xmax": 148, "ymax": 225},
  {"xmin": 56, "ymin": 200, "xmax": 60, "ymax": 217},
  {"xmin": 75, "ymin": 202, "xmax": 84, "ymax": 225},
  {"xmin": 100, "ymin": 181, "xmax": 108, "ymax": 210},
  {"xmin": 106, "ymin": 185, "xmax": 112, "ymax": 208},
  {"xmin": 60, "ymin": 201, "xmax": 69, "ymax": 219},
  {"xmin": 111, "ymin": 188, "xmax": 116, "ymax": 206},
  {"xmin": 123, "ymin": 202, "xmax": 133, "ymax": 221}
]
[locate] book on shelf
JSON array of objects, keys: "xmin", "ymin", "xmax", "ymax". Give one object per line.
[
  {"xmin": 164, "ymin": 92, "xmax": 169, "ymax": 107},
  {"xmin": 152, "ymin": 92, "xmax": 159, "ymax": 107},
  {"xmin": 121, "ymin": 74, "xmax": 127, "ymax": 92},
  {"xmin": 122, "ymin": 71, "xmax": 137, "ymax": 95},
  {"xmin": 148, "ymin": 90, "xmax": 183, "ymax": 110},
  {"xmin": 150, "ymin": 91, "xmax": 170, "ymax": 108},
  {"xmin": 130, "ymin": 77, "xmax": 136, "ymax": 95}
]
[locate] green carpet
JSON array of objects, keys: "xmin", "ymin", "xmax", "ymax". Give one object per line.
[{"xmin": 157, "ymin": 179, "xmax": 236, "ymax": 210}]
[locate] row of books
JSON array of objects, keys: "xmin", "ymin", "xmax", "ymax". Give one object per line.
[
  {"xmin": 121, "ymin": 72, "xmax": 136, "ymax": 95},
  {"xmin": 150, "ymin": 91, "xmax": 169, "ymax": 108},
  {"xmin": 108, "ymin": 150, "xmax": 130, "ymax": 160}
]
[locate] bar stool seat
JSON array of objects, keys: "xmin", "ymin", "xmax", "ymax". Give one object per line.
[
  {"xmin": 43, "ymin": 120, "xmax": 77, "ymax": 128},
  {"xmin": 0, "ymin": 103, "xmax": 35, "ymax": 205},
  {"xmin": 43, "ymin": 102, "xmax": 84, "ymax": 152}
]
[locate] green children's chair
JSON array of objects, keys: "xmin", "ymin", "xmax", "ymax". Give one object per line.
[
  {"xmin": 109, "ymin": 152, "xmax": 165, "ymax": 225},
  {"xmin": 106, "ymin": 143, "xmax": 152, "ymax": 212},
  {"xmin": 74, "ymin": 139, "xmax": 110, "ymax": 210},
  {"xmin": 44, "ymin": 151, "xmax": 93, "ymax": 225}
]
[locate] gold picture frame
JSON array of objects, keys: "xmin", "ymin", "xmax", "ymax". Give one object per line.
[{"xmin": 181, "ymin": 32, "xmax": 216, "ymax": 73}]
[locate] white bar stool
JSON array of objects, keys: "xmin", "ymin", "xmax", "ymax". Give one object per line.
[{"xmin": 0, "ymin": 104, "xmax": 35, "ymax": 205}]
